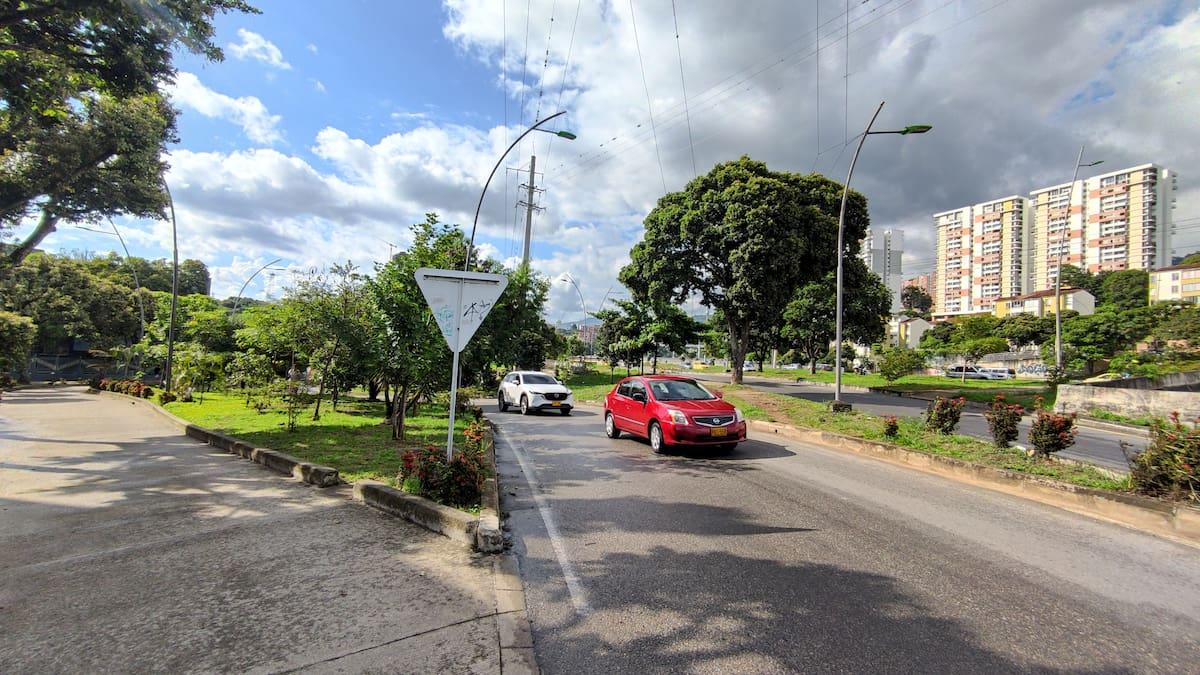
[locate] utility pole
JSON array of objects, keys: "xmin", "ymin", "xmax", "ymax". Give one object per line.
[{"xmin": 518, "ymin": 155, "xmax": 543, "ymax": 266}]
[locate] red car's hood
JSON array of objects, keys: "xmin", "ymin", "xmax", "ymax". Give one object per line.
[{"xmin": 663, "ymin": 399, "xmax": 736, "ymax": 414}]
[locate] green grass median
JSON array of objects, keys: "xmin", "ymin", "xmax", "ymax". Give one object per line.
[
  {"xmin": 711, "ymin": 385, "xmax": 1127, "ymax": 491},
  {"xmin": 164, "ymin": 392, "xmax": 467, "ymax": 485}
]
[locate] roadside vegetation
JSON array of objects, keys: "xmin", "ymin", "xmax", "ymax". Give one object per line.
[
  {"xmin": 164, "ymin": 392, "xmax": 468, "ymax": 486},
  {"xmin": 710, "ymin": 385, "xmax": 1127, "ymax": 491}
]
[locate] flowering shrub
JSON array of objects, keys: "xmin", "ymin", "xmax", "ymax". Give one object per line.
[
  {"xmin": 99, "ymin": 378, "xmax": 151, "ymax": 398},
  {"xmin": 882, "ymin": 415, "xmax": 899, "ymax": 438},
  {"xmin": 1029, "ymin": 397, "xmax": 1076, "ymax": 456},
  {"xmin": 157, "ymin": 391, "xmax": 177, "ymax": 405},
  {"xmin": 924, "ymin": 396, "xmax": 965, "ymax": 435},
  {"xmin": 1129, "ymin": 413, "xmax": 1199, "ymax": 503},
  {"xmin": 984, "ymin": 394, "xmax": 1024, "ymax": 448},
  {"xmin": 399, "ymin": 441, "xmax": 491, "ymax": 509}
]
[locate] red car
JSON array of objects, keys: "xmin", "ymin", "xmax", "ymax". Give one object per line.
[{"xmin": 603, "ymin": 375, "xmax": 747, "ymax": 454}]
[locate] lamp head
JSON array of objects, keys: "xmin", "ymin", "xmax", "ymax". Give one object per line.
[
  {"xmin": 900, "ymin": 125, "xmax": 933, "ymax": 135},
  {"xmin": 556, "ymin": 130, "xmax": 578, "ymax": 140}
]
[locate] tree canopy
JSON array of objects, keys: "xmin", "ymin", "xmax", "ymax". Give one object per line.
[
  {"xmin": 1, "ymin": 0, "xmax": 258, "ymax": 268},
  {"xmin": 619, "ymin": 156, "xmax": 869, "ymax": 383}
]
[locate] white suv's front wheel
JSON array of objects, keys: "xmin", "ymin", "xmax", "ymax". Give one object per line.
[{"xmin": 520, "ymin": 395, "xmax": 531, "ymax": 415}]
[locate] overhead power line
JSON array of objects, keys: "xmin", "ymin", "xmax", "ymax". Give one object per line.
[
  {"xmin": 532, "ymin": 0, "xmax": 558, "ymax": 124},
  {"xmin": 671, "ymin": 0, "xmax": 698, "ymax": 177},
  {"xmin": 628, "ymin": 1, "xmax": 667, "ymax": 193}
]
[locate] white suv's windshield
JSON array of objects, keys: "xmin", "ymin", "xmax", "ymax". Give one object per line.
[
  {"xmin": 522, "ymin": 373, "xmax": 558, "ymax": 385},
  {"xmin": 650, "ymin": 379, "xmax": 715, "ymax": 401}
]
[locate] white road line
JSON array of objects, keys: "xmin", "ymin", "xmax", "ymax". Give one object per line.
[{"xmin": 496, "ymin": 429, "xmax": 592, "ymax": 615}]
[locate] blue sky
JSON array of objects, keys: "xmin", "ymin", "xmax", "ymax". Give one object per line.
[{"xmin": 42, "ymin": 0, "xmax": 1200, "ymax": 319}]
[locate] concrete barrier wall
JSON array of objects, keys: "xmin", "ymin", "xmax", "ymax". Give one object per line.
[
  {"xmin": 1087, "ymin": 370, "xmax": 1200, "ymax": 392},
  {"xmin": 1057, "ymin": 384, "xmax": 1200, "ymax": 421}
]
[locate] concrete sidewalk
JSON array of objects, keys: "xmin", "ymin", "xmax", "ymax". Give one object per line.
[{"xmin": 0, "ymin": 387, "xmax": 526, "ymax": 674}]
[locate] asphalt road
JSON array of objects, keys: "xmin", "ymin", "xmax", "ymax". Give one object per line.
[
  {"xmin": 0, "ymin": 388, "xmax": 501, "ymax": 674},
  {"xmin": 490, "ymin": 403, "xmax": 1200, "ymax": 674},
  {"xmin": 685, "ymin": 372, "xmax": 1143, "ymax": 471}
]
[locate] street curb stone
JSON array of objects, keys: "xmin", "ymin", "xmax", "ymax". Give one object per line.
[
  {"xmin": 353, "ymin": 480, "xmax": 478, "ymax": 547},
  {"xmin": 91, "ymin": 389, "xmax": 340, "ymax": 487},
  {"xmin": 747, "ymin": 419, "xmax": 1200, "ymax": 548}
]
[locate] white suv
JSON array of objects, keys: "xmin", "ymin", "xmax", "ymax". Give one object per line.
[{"xmin": 498, "ymin": 371, "xmax": 575, "ymax": 415}]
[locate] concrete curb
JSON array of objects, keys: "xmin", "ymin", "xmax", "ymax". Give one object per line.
[
  {"xmin": 89, "ymin": 389, "xmax": 508, "ymax": 552},
  {"xmin": 747, "ymin": 419, "xmax": 1200, "ymax": 547},
  {"xmin": 90, "ymin": 389, "xmax": 340, "ymax": 487},
  {"xmin": 493, "ymin": 553, "xmax": 539, "ymax": 674}
]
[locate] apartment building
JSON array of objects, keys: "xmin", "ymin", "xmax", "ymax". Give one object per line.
[
  {"xmin": 860, "ymin": 227, "xmax": 904, "ymax": 312},
  {"xmin": 933, "ymin": 206, "xmax": 973, "ymax": 316},
  {"xmin": 903, "ymin": 273, "xmax": 933, "ymax": 296},
  {"xmin": 933, "ymin": 197, "xmax": 1030, "ymax": 316},
  {"xmin": 992, "ymin": 288, "xmax": 1096, "ymax": 319},
  {"xmin": 969, "ymin": 196, "xmax": 1030, "ymax": 313},
  {"xmin": 1149, "ymin": 261, "xmax": 1200, "ymax": 304},
  {"xmin": 1030, "ymin": 164, "xmax": 1176, "ymax": 289}
]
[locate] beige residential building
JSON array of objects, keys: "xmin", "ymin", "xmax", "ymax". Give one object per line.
[
  {"xmin": 933, "ymin": 197, "xmax": 1030, "ymax": 316},
  {"xmin": 933, "ymin": 206, "xmax": 973, "ymax": 316},
  {"xmin": 1149, "ymin": 261, "xmax": 1200, "ymax": 304},
  {"xmin": 970, "ymin": 195, "xmax": 1030, "ymax": 314},
  {"xmin": 1031, "ymin": 164, "xmax": 1176, "ymax": 289}
]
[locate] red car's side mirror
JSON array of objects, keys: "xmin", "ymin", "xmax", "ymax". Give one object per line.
[{"xmin": 714, "ymin": 390, "xmax": 723, "ymax": 399}]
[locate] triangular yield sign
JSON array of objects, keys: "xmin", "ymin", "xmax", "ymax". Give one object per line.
[{"xmin": 415, "ymin": 268, "xmax": 509, "ymax": 353}]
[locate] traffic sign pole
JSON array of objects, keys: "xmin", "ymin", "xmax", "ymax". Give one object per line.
[{"xmin": 415, "ymin": 268, "xmax": 508, "ymax": 461}]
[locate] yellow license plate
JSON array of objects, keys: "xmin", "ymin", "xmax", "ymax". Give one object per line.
[
  {"xmin": 551, "ymin": 401, "xmax": 561, "ymax": 407},
  {"xmin": 710, "ymin": 427, "xmax": 728, "ymax": 437}
]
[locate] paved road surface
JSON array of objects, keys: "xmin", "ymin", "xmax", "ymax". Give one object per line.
[
  {"xmin": 0, "ymin": 388, "xmax": 500, "ymax": 674},
  {"xmin": 491, "ymin": 403, "xmax": 1200, "ymax": 673},
  {"xmin": 686, "ymin": 372, "xmax": 1142, "ymax": 471}
]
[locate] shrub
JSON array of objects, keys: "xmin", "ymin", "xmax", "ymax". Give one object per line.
[
  {"xmin": 882, "ymin": 415, "xmax": 899, "ymax": 438},
  {"xmin": 0, "ymin": 373, "xmax": 15, "ymax": 390},
  {"xmin": 879, "ymin": 348, "xmax": 926, "ymax": 382},
  {"xmin": 141, "ymin": 386, "xmax": 154, "ymax": 399},
  {"xmin": 924, "ymin": 396, "xmax": 965, "ymax": 435},
  {"xmin": 1028, "ymin": 397, "xmax": 1076, "ymax": 456},
  {"xmin": 87, "ymin": 375, "xmax": 103, "ymax": 390},
  {"xmin": 399, "ymin": 443, "xmax": 490, "ymax": 509},
  {"xmin": 157, "ymin": 391, "xmax": 177, "ymax": 405},
  {"xmin": 984, "ymin": 394, "xmax": 1024, "ymax": 448},
  {"xmin": 1129, "ymin": 413, "xmax": 1200, "ymax": 503}
]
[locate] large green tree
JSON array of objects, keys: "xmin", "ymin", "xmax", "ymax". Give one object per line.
[
  {"xmin": 1099, "ymin": 269, "xmax": 1149, "ymax": 311},
  {"xmin": 1, "ymin": 0, "xmax": 257, "ymax": 267},
  {"xmin": 781, "ymin": 259, "xmax": 891, "ymax": 374},
  {"xmin": 900, "ymin": 285, "xmax": 933, "ymax": 318},
  {"xmin": 619, "ymin": 157, "xmax": 868, "ymax": 383},
  {"xmin": 0, "ymin": 310, "xmax": 36, "ymax": 375}
]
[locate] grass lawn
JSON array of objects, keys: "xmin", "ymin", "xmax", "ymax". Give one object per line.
[
  {"xmin": 165, "ymin": 392, "xmax": 467, "ymax": 485},
  {"xmin": 561, "ymin": 367, "xmax": 627, "ymax": 403},
  {"xmin": 706, "ymin": 384, "xmax": 1127, "ymax": 492}
]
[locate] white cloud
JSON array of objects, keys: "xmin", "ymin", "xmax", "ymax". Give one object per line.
[
  {"xmin": 165, "ymin": 72, "xmax": 283, "ymax": 144},
  {"xmin": 142, "ymin": 2, "xmax": 1200, "ymax": 306},
  {"xmin": 306, "ymin": 43, "xmax": 319, "ymax": 55},
  {"xmin": 227, "ymin": 28, "xmax": 292, "ymax": 70},
  {"xmin": 312, "ymin": 79, "xmax": 327, "ymax": 93}
]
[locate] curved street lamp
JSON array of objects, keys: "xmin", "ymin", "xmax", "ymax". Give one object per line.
[
  {"xmin": 162, "ymin": 180, "xmax": 179, "ymax": 393},
  {"xmin": 75, "ymin": 221, "xmax": 146, "ymax": 342},
  {"xmin": 464, "ymin": 111, "xmax": 576, "ymax": 270},
  {"xmin": 1054, "ymin": 146, "xmax": 1103, "ymax": 376},
  {"xmin": 232, "ymin": 258, "xmax": 284, "ymax": 312},
  {"xmin": 832, "ymin": 101, "xmax": 931, "ymax": 411}
]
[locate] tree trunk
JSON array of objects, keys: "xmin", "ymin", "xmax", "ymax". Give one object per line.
[
  {"xmin": 392, "ymin": 382, "xmax": 409, "ymax": 441},
  {"xmin": 368, "ymin": 378, "xmax": 380, "ymax": 401},
  {"xmin": 728, "ymin": 322, "xmax": 749, "ymax": 385},
  {"xmin": 4, "ymin": 206, "xmax": 59, "ymax": 269},
  {"xmin": 383, "ymin": 381, "xmax": 393, "ymax": 419},
  {"xmin": 312, "ymin": 339, "xmax": 339, "ymax": 421},
  {"xmin": 652, "ymin": 349, "xmax": 658, "ymax": 374}
]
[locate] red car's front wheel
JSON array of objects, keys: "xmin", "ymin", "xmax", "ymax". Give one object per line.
[{"xmin": 649, "ymin": 421, "xmax": 667, "ymax": 455}]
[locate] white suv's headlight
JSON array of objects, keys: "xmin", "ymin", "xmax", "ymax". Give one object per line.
[
  {"xmin": 734, "ymin": 408, "xmax": 744, "ymax": 422},
  {"xmin": 668, "ymin": 409, "xmax": 688, "ymax": 425}
]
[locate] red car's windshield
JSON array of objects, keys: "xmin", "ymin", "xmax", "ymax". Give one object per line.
[{"xmin": 648, "ymin": 379, "xmax": 715, "ymax": 401}]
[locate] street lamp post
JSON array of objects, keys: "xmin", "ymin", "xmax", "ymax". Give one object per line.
[
  {"xmin": 232, "ymin": 258, "xmax": 284, "ymax": 312},
  {"xmin": 1054, "ymin": 146, "xmax": 1103, "ymax": 377},
  {"xmin": 833, "ymin": 101, "xmax": 931, "ymax": 411},
  {"xmin": 464, "ymin": 111, "xmax": 575, "ymax": 270},
  {"xmin": 162, "ymin": 180, "xmax": 179, "ymax": 393},
  {"xmin": 75, "ymin": 221, "xmax": 146, "ymax": 342}
]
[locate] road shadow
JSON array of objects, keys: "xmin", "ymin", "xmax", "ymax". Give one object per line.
[
  {"xmin": 530, "ymin": 544, "xmax": 1075, "ymax": 673},
  {"xmin": 492, "ymin": 407, "xmax": 599, "ymax": 418}
]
